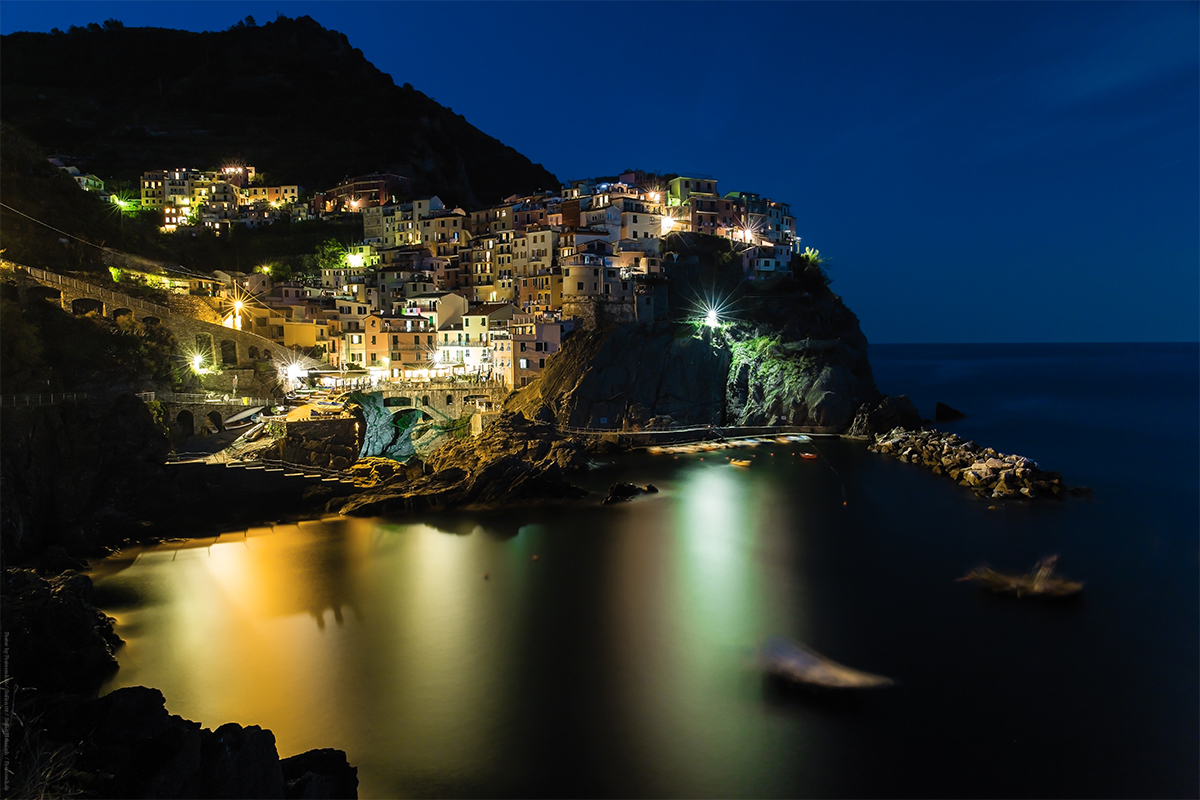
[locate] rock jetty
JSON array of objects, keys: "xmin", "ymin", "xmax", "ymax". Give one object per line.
[{"xmin": 869, "ymin": 427, "xmax": 1068, "ymax": 500}]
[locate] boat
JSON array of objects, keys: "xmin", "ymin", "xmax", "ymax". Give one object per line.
[
  {"xmin": 799, "ymin": 452, "xmax": 818, "ymax": 460},
  {"xmin": 957, "ymin": 555, "xmax": 1083, "ymax": 598},
  {"xmin": 730, "ymin": 459, "xmax": 752, "ymax": 467},
  {"xmin": 222, "ymin": 406, "xmax": 265, "ymax": 430},
  {"xmin": 760, "ymin": 636, "xmax": 894, "ymax": 689},
  {"xmin": 241, "ymin": 421, "xmax": 267, "ymax": 442}
]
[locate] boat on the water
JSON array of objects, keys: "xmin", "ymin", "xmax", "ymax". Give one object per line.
[
  {"xmin": 730, "ymin": 459, "xmax": 752, "ymax": 467},
  {"xmin": 760, "ymin": 636, "xmax": 895, "ymax": 689},
  {"xmin": 799, "ymin": 452, "xmax": 818, "ymax": 460},
  {"xmin": 957, "ymin": 555, "xmax": 1083, "ymax": 598}
]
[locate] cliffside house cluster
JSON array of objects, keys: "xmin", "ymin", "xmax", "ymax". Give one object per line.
[{"xmin": 71, "ymin": 159, "xmax": 802, "ymax": 389}]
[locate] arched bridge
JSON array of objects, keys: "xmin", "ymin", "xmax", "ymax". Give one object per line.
[
  {"xmin": 4, "ymin": 261, "xmax": 320, "ymax": 372},
  {"xmin": 374, "ymin": 381, "xmax": 509, "ymax": 417}
]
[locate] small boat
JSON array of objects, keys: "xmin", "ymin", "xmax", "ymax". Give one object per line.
[
  {"xmin": 241, "ymin": 421, "xmax": 267, "ymax": 442},
  {"xmin": 760, "ymin": 636, "xmax": 894, "ymax": 689},
  {"xmin": 223, "ymin": 406, "xmax": 265, "ymax": 430},
  {"xmin": 799, "ymin": 452, "xmax": 818, "ymax": 460},
  {"xmin": 957, "ymin": 555, "xmax": 1083, "ymax": 598},
  {"xmin": 730, "ymin": 459, "xmax": 752, "ymax": 467}
]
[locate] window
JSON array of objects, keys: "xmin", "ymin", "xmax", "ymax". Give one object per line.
[
  {"xmin": 519, "ymin": 358, "xmax": 529, "ymax": 369},
  {"xmin": 414, "ymin": 335, "xmax": 420, "ymax": 345},
  {"xmin": 371, "ymin": 335, "xmax": 376, "ymax": 345},
  {"xmin": 539, "ymin": 358, "xmax": 545, "ymax": 368},
  {"xmin": 577, "ymin": 281, "xmax": 584, "ymax": 291}
]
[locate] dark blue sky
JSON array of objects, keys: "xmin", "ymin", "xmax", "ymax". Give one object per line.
[{"xmin": 3, "ymin": 1, "xmax": 1196, "ymax": 343}]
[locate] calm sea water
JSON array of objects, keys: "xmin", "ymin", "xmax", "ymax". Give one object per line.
[{"xmin": 94, "ymin": 343, "xmax": 1199, "ymax": 798}]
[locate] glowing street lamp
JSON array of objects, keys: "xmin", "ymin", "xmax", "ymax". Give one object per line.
[
  {"xmin": 192, "ymin": 354, "xmax": 204, "ymax": 370},
  {"xmin": 705, "ymin": 308, "xmax": 719, "ymax": 328}
]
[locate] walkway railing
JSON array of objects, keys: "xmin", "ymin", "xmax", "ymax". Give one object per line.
[
  {"xmin": 152, "ymin": 392, "xmax": 277, "ymax": 406},
  {"xmin": 0, "ymin": 393, "xmax": 89, "ymax": 407},
  {"xmin": 10, "ymin": 263, "xmax": 171, "ymax": 317},
  {"xmin": 553, "ymin": 423, "xmax": 840, "ymax": 443}
]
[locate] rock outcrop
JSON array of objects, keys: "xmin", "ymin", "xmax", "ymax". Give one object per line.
[
  {"xmin": 935, "ymin": 402, "xmax": 967, "ymax": 422},
  {"xmin": 507, "ymin": 323, "xmax": 732, "ymax": 430},
  {"xmin": 9, "ymin": 687, "xmax": 358, "ymax": 799},
  {"xmin": 869, "ymin": 427, "xmax": 1072, "ymax": 500},
  {"xmin": 1, "ymin": 567, "xmax": 122, "ymax": 694},
  {"xmin": 845, "ymin": 395, "xmax": 926, "ymax": 437},
  {"xmin": 506, "ymin": 278, "xmax": 878, "ymax": 433},
  {"xmin": 0, "ymin": 394, "xmax": 176, "ymax": 562},
  {"xmin": 2, "ymin": 570, "xmax": 359, "ymax": 799},
  {"xmin": 333, "ymin": 412, "xmax": 589, "ymax": 517}
]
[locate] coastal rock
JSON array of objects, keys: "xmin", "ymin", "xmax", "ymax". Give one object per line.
[
  {"xmin": 282, "ymin": 749, "xmax": 359, "ymax": 799},
  {"xmin": 334, "ymin": 413, "xmax": 589, "ymax": 517},
  {"xmin": 506, "ymin": 285, "xmax": 878, "ymax": 434},
  {"xmin": 846, "ymin": 395, "xmax": 925, "ymax": 437},
  {"xmin": 601, "ymin": 482, "xmax": 658, "ymax": 504},
  {"xmin": 1, "ymin": 567, "xmax": 122, "ymax": 694},
  {"xmin": 0, "ymin": 394, "xmax": 176, "ymax": 562},
  {"xmin": 15, "ymin": 686, "xmax": 359, "ymax": 799},
  {"xmin": 507, "ymin": 323, "xmax": 731, "ymax": 429},
  {"xmin": 935, "ymin": 401, "xmax": 967, "ymax": 422}
]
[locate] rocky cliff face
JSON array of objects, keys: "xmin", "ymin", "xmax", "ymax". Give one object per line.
[
  {"xmin": 507, "ymin": 288, "xmax": 879, "ymax": 432},
  {"xmin": 506, "ymin": 324, "xmax": 733, "ymax": 429},
  {"xmin": 334, "ymin": 411, "xmax": 589, "ymax": 517},
  {"xmin": 0, "ymin": 395, "xmax": 176, "ymax": 562}
]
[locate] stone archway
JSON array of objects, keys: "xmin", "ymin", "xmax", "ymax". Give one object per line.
[
  {"xmin": 111, "ymin": 307, "xmax": 134, "ymax": 321},
  {"xmin": 142, "ymin": 316, "xmax": 162, "ymax": 326},
  {"xmin": 71, "ymin": 297, "xmax": 105, "ymax": 316},
  {"xmin": 205, "ymin": 410, "xmax": 224, "ymax": 434},
  {"xmin": 176, "ymin": 409, "xmax": 195, "ymax": 438},
  {"xmin": 220, "ymin": 339, "xmax": 238, "ymax": 366},
  {"xmin": 27, "ymin": 286, "xmax": 62, "ymax": 307}
]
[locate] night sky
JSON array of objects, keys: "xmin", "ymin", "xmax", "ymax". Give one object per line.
[{"xmin": 2, "ymin": 2, "xmax": 1196, "ymax": 344}]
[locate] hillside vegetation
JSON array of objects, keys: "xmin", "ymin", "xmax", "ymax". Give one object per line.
[{"xmin": 1, "ymin": 14, "xmax": 559, "ymax": 209}]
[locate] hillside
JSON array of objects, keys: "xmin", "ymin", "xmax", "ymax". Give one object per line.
[{"xmin": 0, "ymin": 15, "xmax": 558, "ymax": 209}]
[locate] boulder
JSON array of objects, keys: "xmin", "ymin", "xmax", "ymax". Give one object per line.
[
  {"xmin": 1, "ymin": 568, "xmax": 122, "ymax": 694},
  {"xmin": 934, "ymin": 402, "xmax": 966, "ymax": 422},
  {"xmin": 846, "ymin": 395, "xmax": 925, "ymax": 437}
]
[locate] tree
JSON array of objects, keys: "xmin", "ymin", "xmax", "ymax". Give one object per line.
[
  {"xmin": 313, "ymin": 238, "xmax": 347, "ymax": 272},
  {"xmin": 794, "ymin": 246, "xmax": 832, "ymax": 288},
  {"xmin": 102, "ymin": 19, "xmax": 124, "ymax": 30}
]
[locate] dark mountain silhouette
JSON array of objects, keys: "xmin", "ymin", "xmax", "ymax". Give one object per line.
[{"xmin": 0, "ymin": 15, "xmax": 559, "ymax": 208}]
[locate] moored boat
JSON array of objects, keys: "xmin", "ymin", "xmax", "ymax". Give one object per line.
[{"xmin": 760, "ymin": 636, "xmax": 894, "ymax": 689}]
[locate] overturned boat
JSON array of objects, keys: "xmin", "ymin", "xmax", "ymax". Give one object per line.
[
  {"xmin": 957, "ymin": 555, "xmax": 1084, "ymax": 598},
  {"xmin": 760, "ymin": 636, "xmax": 895, "ymax": 689}
]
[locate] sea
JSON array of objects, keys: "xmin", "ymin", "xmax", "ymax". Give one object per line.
[{"xmin": 92, "ymin": 343, "xmax": 1199, "ymax": 798}]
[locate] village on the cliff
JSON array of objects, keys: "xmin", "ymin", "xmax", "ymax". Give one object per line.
[{"xmin": 68, "ymin": 163, "xmax": 802, "ymax": 390}]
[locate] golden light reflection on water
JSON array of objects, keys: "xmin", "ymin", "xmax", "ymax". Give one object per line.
[{"xmin": 96, "ymin": 453, "xmax": 824, "ymax": 797}]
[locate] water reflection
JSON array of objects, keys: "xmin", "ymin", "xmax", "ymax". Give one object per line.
[{"xmin": 91, "ymin": 431, "xmax": 1198, "ymax": 797}]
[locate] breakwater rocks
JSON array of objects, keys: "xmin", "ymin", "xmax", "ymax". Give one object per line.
[
  {"xmin": 869, "ymin": 427, "xmax": 1076, "ymax": 500},
  {"xmin": 333, "ymin": 411, "xmax": 590, "ymax": 517}
]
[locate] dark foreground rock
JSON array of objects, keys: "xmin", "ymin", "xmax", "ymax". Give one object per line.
[
  {"xmin": 334, "ymin": 411, "xmax": 590, "ymax": 516},
  {"xmin": 935, "ymin": 401, "xmax": 967, "ymax": 422},
  {"xmin": 868, "ymin": 427, "xmax": 1076, "ymax": 500},
  {"xmin": 601, "ymin": 482, "xmax": 659, "ymax": 504},
  {"xmin": 845, "ymin": 395, "xmax": 926, "ymax": 437},
  {"xmin": 2, "ymin": 570, "xmax": 358, "ymax": 799},
  {"xmin": 1, "ymin": 567, "xmax": 122, "ymax": 694},
  {"xmin": 8, "ymin": 687, "xmax": 358, "ymax": 799}
]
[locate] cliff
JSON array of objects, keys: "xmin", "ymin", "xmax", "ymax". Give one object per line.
[{"xmin": 507, "ymin": 283, "xmax": 880, "ymax": 433}]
